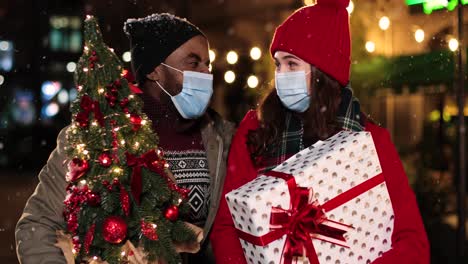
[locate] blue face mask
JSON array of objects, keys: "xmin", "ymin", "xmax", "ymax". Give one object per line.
[
  {"xmin": 275, "ymin": 71, "xmax": 311, "ymax": 113},
  {"xmin": 156, "ymin": 63, "xmax": 213, "ymax": 119}
]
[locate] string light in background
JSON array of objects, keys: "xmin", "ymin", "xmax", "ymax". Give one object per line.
[
  {"xmin": 415, "ymin": 29, "xmax": 425, "ymax": 43},
  {"xmin": 226, "ymin": 51, "xmax": 238, "ymax": 64},
  {"xmin": 250, "ymin": 47, "xmax": 262, "ymax": 60},
  {"xmin": 379, "ymin": 16, "xmax": 390, "ymax": 31},
  {"xmin": 449, "ymin": 38, "xmax": 459, "ymax": 52},
  {"xmin": 365, "ymin": 41, "xmax": 376, "ymax": 53},
  {"xmin": 224, "ymin": 70, "xmax": 236, "ymax": 83},
  {"xmin": 209, "ymin": 49, "xmax": 216, "ymax": 62},
  {"xmin": 247, "ymin": 75, "xmax": 259, "ymax": 88}
]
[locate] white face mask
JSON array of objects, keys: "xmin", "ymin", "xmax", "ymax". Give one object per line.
[
  {"xmin": 275, "ymin": 70, "xmax": 311, "ymax": 113},
  {"xmin": 156, "ymin": 63, "xmax": 213, "ymax": 119}
]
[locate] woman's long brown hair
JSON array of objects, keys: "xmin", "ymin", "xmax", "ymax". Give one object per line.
[{"xmin": 246, "ymin": 66, "xmax": 343, "ymax": 166}]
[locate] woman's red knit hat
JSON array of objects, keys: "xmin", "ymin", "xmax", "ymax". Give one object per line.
[{"xmin": 270, "ymin": 0, "xmax": 351, "ymax": 86}]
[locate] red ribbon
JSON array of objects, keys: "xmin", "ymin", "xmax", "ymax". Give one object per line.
[
  {"xmin": 79, "ymin": 95, "xmax": 104, "ymax": 126},
  {"xmin": 236, "ymin": 170, "xmax": 385, "ymax": 264},
  {"xmin": 122, "ymin": 69, "xmax": 143, "ymax": 94},
  {"xmin": 125, "ymin": 150, "xmax": 163, "ymax": 204}
]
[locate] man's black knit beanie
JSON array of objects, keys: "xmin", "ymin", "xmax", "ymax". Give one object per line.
[{"xmin": 124, "ymin": 13, "xmax": 204, "ymax": 84}]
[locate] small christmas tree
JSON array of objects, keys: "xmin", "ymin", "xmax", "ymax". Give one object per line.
[{"xmin": 63, "ymin": 16, "xmax": 195, "ymax": 264}]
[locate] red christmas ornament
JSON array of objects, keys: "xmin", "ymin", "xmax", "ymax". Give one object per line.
[
  {"xmin": 67, "ymin": 212, "xmax": 79, "ymax": 233},
  {"xmin": 129, "ymin": 113, "xmax": 142, "ymax": 131},
  {"xmin": 72, "ymin": 236, "xmax": 81, "ymax": 254},
  {"xmin": 105, "ymin": 92, "xmax": 118, "ymax": 107},
  {"xmin": 119, "ymin": 98, "xmax": 129, "ymax": 108},
  {"xmin": 89, "ymin": 63, "xmax": 95, "ymax": 69},
  {"xmin": 92, "ymin": 51, "xmax": 96, "ymax": 56},
  {"xmin": 114, "ymin": 79, "xmax": 121, "ymax": 87},
  {"xmin": 98, "ymin": 152, "xmax": 113, "ymax": 167},
  {"xmin": 89, "ymin": 55, "xmax": 98, "ymax": 63},
  {"xmin": 122, "ymin": 69, "xmax": 135, "ymax": 82},
  {"xmin": 164, "ymin": 205, "xmax": 179, "ymax": 221},
  {"xmin": 110, "ymin": 87, "xmax": 118, "ymax": 94},
  {"xmin": 102, "ymin": 216, "xmax": 127, "ymax": 244},
  {"xmin": 140, "ymin": 220, "xmax": 158, "ymax": 241},
  {"xmin": 178, "ymin": 187, "xmax": 190, "ymax": 200},
  {"xmin": 75, "ymin": 112, "xmax": 90, "ymax": 127},
  {"xmin": 120, "ymin": 187, "xmax": 130, "ymax": 216},
  {"xmin": 87, "ymin": 192, "xmax": 101, "ymax": 207},
  {"xmin": 84, "ymin": 223, "xmax": 96, "ymax": 254},
  {"xmin": 113, "ymin": 178, "xmax": 120, "ymax": 186},
  {"xmin": 157, "ymin": 149, "xmax": 164, "ymax": 157},
  {"xmin": 102, "ymin": 180, "xmax": 110, "ymax": 186},
  {"xmin": 66, "ymin": 158, "xmax": 89, "ymax": 182}
]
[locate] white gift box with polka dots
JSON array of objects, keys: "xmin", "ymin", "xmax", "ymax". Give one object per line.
[{"xmin": 226, "ymin": 131, "xmax": 394, "ymax": 264}]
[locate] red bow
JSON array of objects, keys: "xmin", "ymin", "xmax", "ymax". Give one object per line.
[
  {"xmin": 77, "ymin": 95, "xmax": 104, "ymax": 127},
  {"xmin": 268, "ymin": 172, "xmax": 349, "ymax": 264},
  {"xmin": 122, "ymin": 69, "xmax": 143, "ymax": 94},
  {"xmin": 126, "ymin": 150, "xmax": 164, "ymax": 204},
  {"xmin": 237, "ymin": 171, "xmax": 351, "ymax": 264}
]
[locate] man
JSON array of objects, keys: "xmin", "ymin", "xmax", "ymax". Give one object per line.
[{"xmin": 16, "ymin": 13, "xmax": 234, "ymax": 263}]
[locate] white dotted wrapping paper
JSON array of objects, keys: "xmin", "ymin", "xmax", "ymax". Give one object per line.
[{"xmin": 226, "ymin": 131, "xmax": 394, "ymax": 264}]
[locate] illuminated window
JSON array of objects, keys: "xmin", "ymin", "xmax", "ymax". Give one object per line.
[{"xmin": 49, "ymin": 16, "xmax": 82, "ymax": 53}]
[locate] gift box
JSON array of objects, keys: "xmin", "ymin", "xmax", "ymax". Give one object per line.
[{"xmin": 225, "ymin": 131, "xmax": 394, "ymax": 264}]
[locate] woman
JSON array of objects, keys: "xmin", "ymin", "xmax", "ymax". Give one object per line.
[{"xmin": 210, "ymin": 0, "xmax": 429, "ymax": 263}]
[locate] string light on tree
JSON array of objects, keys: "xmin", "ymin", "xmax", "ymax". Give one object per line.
[
  {"xmin": 98, "ymin": 152, "xmax": 112, "ymax": 167},
  {"xmin": 112, "ymin": 167, "xmax": 123, "ymax": 175}
]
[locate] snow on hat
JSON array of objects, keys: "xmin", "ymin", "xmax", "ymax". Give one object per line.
[
  {"xmin": 270, "ymin": 0, "xmax": 351, "ymax": 86},
  {"xmin": 124, "ymin": 13, "xmax": 204, "ymax": 84}
]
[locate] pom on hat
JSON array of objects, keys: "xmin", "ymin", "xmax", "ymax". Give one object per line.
[{"xmin": 316, "ymin": 0, "xmax": 350, "ymax": 9}]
